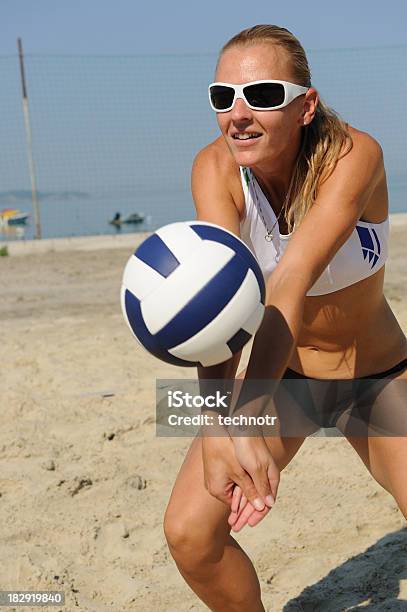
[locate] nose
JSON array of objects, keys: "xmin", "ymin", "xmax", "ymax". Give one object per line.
[{"xmin": 230, "ymin": 96, "xmax": 253, "ymax": 122}]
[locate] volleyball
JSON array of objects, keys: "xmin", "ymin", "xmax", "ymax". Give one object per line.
[{"xmin": 120, "ymin": 220, "xmax": 266, "ymax": 367}]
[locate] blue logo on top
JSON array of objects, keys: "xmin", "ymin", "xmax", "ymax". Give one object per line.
[{"xmin": 356, "ymin": 226, "xmax": 381, "ymax": 268}]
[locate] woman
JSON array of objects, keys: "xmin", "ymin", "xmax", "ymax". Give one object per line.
[{"xmin": 164, "ymin": 25, "xmax": 407, "ymax": 611}]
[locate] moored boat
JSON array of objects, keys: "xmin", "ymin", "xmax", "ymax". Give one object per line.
[
  {"xmin": 0, "ymin": 208, "xmax": 30, "ymax": 226},
  {"xmin": 109, "ymin": 211, "xmax": 145, "ymax": 225}
]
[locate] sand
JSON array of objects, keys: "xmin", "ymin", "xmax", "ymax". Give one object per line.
[{"xmin": 0, "ymin": 214, "xmax": 406, "ymax": 611}]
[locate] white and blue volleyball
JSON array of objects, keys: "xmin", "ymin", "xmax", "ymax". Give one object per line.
[{"xmin": 120, "ymin": 221, "xmax": 265, "ymax": 367}]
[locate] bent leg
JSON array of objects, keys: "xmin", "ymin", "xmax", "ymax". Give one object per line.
[
  {"xmin": 164, "ymin": 435, "xmax": 265, "ymax": 612},
  {"xmin": 342, "ymin": 368, "xmax": 407, "ymax": 518},
  {"xmin": 164, "ymin": 433, "xmax": 306, "ymax": 612},
  {"xmin": 345, "ymin": 436, "xmax": 407, "ymax": 518}
]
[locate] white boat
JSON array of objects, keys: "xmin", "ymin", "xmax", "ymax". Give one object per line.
[{"xmin": 0, "ymin": 208, "xmax": 30, "ymax": 226}]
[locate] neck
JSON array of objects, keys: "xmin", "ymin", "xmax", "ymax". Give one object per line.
[
  {"xmin": 250, "ymin": 135, "xmax": 303, "ymax": 211},
  {"xmin": 251, "ymin": 162, "xmax": 296, "ymax": 215}
]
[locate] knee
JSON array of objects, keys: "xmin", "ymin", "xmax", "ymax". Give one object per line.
[{"xmin": 163, "ymin": 508, "xmax": 224, "ymax": 573}]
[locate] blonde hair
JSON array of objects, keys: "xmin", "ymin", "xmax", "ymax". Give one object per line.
[{"xmin": 219, "ymin": 25, "xmax": 353, "ymax": 232}]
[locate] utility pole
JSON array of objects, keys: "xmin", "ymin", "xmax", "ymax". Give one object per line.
[{"xmin": 18, "ymin": 37, "xmax": 41, "ymax": 239}]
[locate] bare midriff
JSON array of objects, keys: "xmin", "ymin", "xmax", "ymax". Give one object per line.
[{"xmin": 289, "ymin": 266, "xmax": 407, "ymax": 378}]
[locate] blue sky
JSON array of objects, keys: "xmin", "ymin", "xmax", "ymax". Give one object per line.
[
  {"xmin": 1, "ymin": 0, "xmax": 406, "ymax": 55},
  {"xmin": 1, "ymin": 0, "xmax": 407, "ymax": 240}
]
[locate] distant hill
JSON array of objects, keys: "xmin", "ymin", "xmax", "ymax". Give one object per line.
[{"xmin": 0, "ymin": 190, "xmax": 90, "ymax": 203}]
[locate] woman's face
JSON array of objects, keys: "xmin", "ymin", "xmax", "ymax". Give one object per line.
[{"xmin": 214, "ymin": 43, "xmax": 316, "ymax": 169}]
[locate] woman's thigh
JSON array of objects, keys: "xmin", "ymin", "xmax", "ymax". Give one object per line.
[
  {"xmin": 342, "ymin": 368, "xmax": 407, "ymax": 516},
  {"xmin": 346, "ymin": 435, "xmax": 407, "ymax": 517},
  {"xmin": 164, "ymin": 435, "xmax": 231, "ymax": 546}
]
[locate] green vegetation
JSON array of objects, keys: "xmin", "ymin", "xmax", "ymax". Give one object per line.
[{"xmin": 0, "ymin": 246, "xmax": 9, "ymax": 256}]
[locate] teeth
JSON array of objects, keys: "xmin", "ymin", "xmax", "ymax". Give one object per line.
[{"xmin": 234, "ymin": 133, "xmax": 261, "ymax": 140}]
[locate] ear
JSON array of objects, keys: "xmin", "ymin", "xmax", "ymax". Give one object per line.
[{"xmin": 301, "ymin": 87, "xmax": 319, "ymax": 126}]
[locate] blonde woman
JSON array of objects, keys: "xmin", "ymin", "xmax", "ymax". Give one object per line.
[{"xmin": 164, "ymin": 25, "xmax": 407, "ymax": 611}]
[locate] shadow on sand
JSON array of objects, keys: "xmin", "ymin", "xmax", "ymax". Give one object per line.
[{"xmin": 283, "ymin": 527, "xmax": 407, "ymax": 611}]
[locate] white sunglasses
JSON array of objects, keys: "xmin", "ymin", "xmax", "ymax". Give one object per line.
[{"xmin": 208, "ymin": 79, "xmax": 309, "ymax": 112}]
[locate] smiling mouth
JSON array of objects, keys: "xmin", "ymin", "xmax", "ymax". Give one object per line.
[{"xmin": 232, "ymin": 133, "xmax": 262, "ymax": 140}]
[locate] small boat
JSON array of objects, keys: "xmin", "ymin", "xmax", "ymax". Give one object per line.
[
  {"xmin": 0, "ymin": 208, "xmax": 30, "ymax": 226},
  {"xmin": 123, "ymin": 212, "xmax": 145, "ymax": 224},
  {"xmin": 109, "ymin": 212, "xmax": 145, "ymax": 226}
]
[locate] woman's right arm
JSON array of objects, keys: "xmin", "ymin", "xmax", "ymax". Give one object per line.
[
  {"xmin": 191, "ymin": 144, "xmax": 243, "ymax": 390},
  {"xmin": 191, "ymin": 143, "xmax": 242, "ymax": 235},
  {"xmin": 191, "ymin": 146, "xmax": 274, "ymax": 515}
]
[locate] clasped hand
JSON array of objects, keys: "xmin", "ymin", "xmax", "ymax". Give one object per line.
[{"xmin": 201, "ymin": 426, "xmax": 280, "ymax": 531}]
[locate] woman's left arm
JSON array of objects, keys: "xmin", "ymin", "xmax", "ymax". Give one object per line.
[{"xmin": 227, "ymin": 132, "xmax": 385, "ymax": 510}]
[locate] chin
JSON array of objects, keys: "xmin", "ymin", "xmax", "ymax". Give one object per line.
[{"xmin": 231, "ymin": 149, "xmax": 265, "ymax": 168}]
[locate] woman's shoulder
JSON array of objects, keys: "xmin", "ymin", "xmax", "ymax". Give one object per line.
[
  {"xmin": 327, "ymin": 123, "xmax": 384, "ymax": 189},
  {"xmin": 342, "ymin": 126, "xmax": 387, "ymax": 223},
  {"xmin": 192, "ymin": 138, "xmax": 246, "ymax": 221},
  {"xmin": 316, "ymin": 123, "xmax": 386, "ymax": 222},
  {"xmin": 344, "ymin": 124, "xmax": 383, "ymax": 158},
  {"xmin": 193, "ymin": 137, "xmax": 240, "ymax": 174}
]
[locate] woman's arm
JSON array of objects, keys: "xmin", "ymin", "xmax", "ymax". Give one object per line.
[
  {"xmin": 191, "ymin": 144, "xmax": 278, "ymax": 512},
  {"xmin": 226, "ymin": 272, "xmax": 306, "ymax": 436},
  {"xmin": 192, "ymin": 143, "xmax": 244, "ymax": 391}
]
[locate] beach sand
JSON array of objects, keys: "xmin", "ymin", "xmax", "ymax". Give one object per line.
[{"xmin": 0, "ymin": 215, "xmax": 406, "ymax": 611}]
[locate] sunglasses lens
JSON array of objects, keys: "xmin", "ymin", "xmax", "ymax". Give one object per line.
[
  {"xmin": 244, "ymin": 83, "xmax": 285, "ymax": 108},
  {"xmin": 209, "ymin": 85, "xmax": 235, "ymax": 110}
]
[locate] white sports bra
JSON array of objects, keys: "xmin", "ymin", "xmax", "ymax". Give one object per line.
[{"xmin": 239, "ymin": 166, "xmax": 389, "ymax": 297}]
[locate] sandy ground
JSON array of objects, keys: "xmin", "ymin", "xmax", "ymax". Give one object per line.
[{"xmin": 0, "ymin": 215, "xmax": 406, "ymax": 611}]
